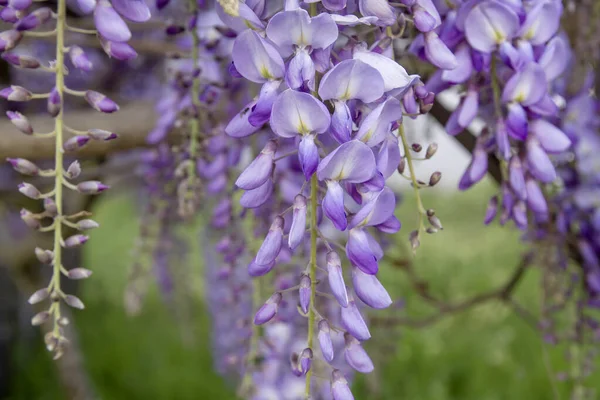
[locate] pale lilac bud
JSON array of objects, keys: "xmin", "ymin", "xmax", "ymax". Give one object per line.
[
  {"xmin": 20, "ymin": 208, "xmax": 40, "ymax": 229},
  {"xmin": 0, "ymin": 8, "xmax": 19, "ymax": 23},
  {"xmin": 352, "ymin": 268, "xmax": 392, "ymax": 309},
  {"xmin": 1, "ymin": 85, "xmax": 32, "ymax": 101},
  {"xmin": 409, "ymin": 230, "xmax": 420, "ymax": 251},
  {"xmin": 66, "ymin": 160, "xmax": 81, "ymax": 178},
  {"xmin": 63, "ymin": 135, "xmax": 90, "ymax": 151},
  {"xmin": 425, "ymin": 143, "xmax": 438, "ymax": 159},
  {"xmin": 76, "ymin": 180, "xmax": 109, "ymax": 194},
  {"xmin": 6, "ymin": 110, "xmax": 33, "ymax": 134},
  {"xmin": 31, "ymin": 311, "xmax": 50, "ymax": 326},
  {"xmin": 429, "ymin": 171, "xmax": 441, "ymax": 186},
  {"xmin": 84, "ymin": 90, "xmax": 119, "ymax": 113},
  {"xmin": 18, "ymin": 182, "xmax": 40, "ymax": 199},
  {"xmin": 428, "ymin": 214, "xmax": 443, "ymax": 230},
  {"xmin": 298, "ymin": 348, "xmax": 313, "ymax": 376},
  {"xmin": 64, "ymin": 294, "xmax": 85, "ymax": 309},
  {"xmin": 87, "ymin": 128, "xmax": 117, "ymax": 141},
  {"xmin": 6, "ymin": 0, "xmax": 32, "ymax": 10},
  {"xmin": 0, "ymin": 30, "xmax": 22, "ymax": 52},
  {"xmin": 76, "ymin": 219, "xmax": 99, "ymax": 230},
  {"xmin": 7, "ymin": 157, "xmax": 38, "ymax": 175},
  {"xmin": 253, "ymin": 292, "xmax": 282, "ymax": 325},
  {"xmin": 67, "ymin": 268, "xmax": 93, "ymax": 280},
  {"xmin": 318, "ymin": 319, "xmax": 334, "ymax": 362},
  {"xmin": 28, "ymin": 288, "xmax": 49, "ymax": 305},
  {"xmin": 44, "ymin": 198, "xmax": 57, "ymax": 215},
  {"xmin": 99, "ymin": 37, "xmax": 137, "ymax": 60},
  {"xmin": 63, "ymin": 234, "xmax": 89, "ymax": 248},
  {"xmin": 344, "ymin": 332, "xmax": 374, "ymax": 373},
  {"xmin": 341, "ymin": 294, "xmax": 371, "ymax": 340},
  {"xmin": 299, "ymin": 274, "xmax": 311, "ymax": 314},
  {"xmin": 69, "ymin": 46, "xmax": 93, "ymax": 72},
  {"xmin": 35, "ymin": 247, "xmax": 53, "ymax": 264},
  {"xmin": 2, "ymin": 52, "xmax": 40, "ymax": 69},
  {"xmin": 254, "ymin": 216, "xmax": 283, "ymax": 266},
  {"xmin": 15, "ymin": 7, "xmax": 52, "ymax": 31},
  {"xmin": 77, "ymin": 0, "xmax": 96, "ymax": 14},
  {"xmin": 289, "ymin": 194, "xmax": 307, "ymax": 250},
  {"xmin": 235, "ymin": 139, "xmax": 276, "ymax": 190},
  {"xmin": 326, "ymin": 251, "xmax": 348, "ymax": 307},
  {"xmin": 331, "ymin": 370, "xmax": 354, "ymax": 400},
  {"xmin": 94, "ymin": 0, "xmax": 131, "ymax": 42},
  {"xmin": 47, "ymin": 87, "xmax": 61, "ymax": 117}
]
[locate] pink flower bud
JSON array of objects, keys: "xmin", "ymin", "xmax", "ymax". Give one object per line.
[
  {"xmin": 1, "ymin": 85, "xmax": 32, "ymax": 101},
  {"xmin": 66, "ymin": 160, "xmax": 81, "ymax": 178},
  {"xmin": 6, "ymin": 110, "xmax": 33, "ymax": 134},
  {"xmin": 63, "ymin": 234, "xmax": 89, "ymax": 248},
  {"xmin": 76, "ymin": 180, "xmax": 109, "ymax": 194},
  {"xmin": 7, "ymin": 157, "xmax": 38, "ymax": 175},
  {"xmin": 64, "ymin": 294, "xmax": 85, "ymax": 309},
  {"xmin": 28, "ymin": 288, "xmax": 49, "ymax": 304},
  {"xmin": 20, "ymin": 208, "xmax": 40, "ymax": 229},
  {"xmin": 84, "ymin": 90, "xmax": 119, "ymax": 113},
  {"xmin": 18, "ymin": 182, "xmax": 41, "ymax": 199},
  {"xmin": 67, "ymin": 268, "xmax": 92, "ymax": 280},
  {"xmin": 63, "ymin": 135, "xmax": 90, "ymax": 151},
  {"xmin": 87, "ymin": 128, "xmax": 117, "ymax": 141}
]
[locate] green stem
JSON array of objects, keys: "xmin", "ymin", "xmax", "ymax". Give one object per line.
[
  {"xmin": 187, "ymin": 0, "xmax": 201, "ymax": 188},
  {"xmin": 305, "ymin": 173, "xmax": 318, "ymax": 398},
  {"xmin": 399, "ymin": 123, "xmax": 426, "ymax": 233},
  {"xmin": 50, "ymin": 0, "xmax": 66, "ymax": 337}
]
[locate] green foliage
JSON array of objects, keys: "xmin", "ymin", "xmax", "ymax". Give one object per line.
[{"xmin": 10, "ymin": 183, "xmax": 600, "ymax": 399}]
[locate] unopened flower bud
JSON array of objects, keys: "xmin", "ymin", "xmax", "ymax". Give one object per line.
[
  {"xmin": 425, "ymin": 143, "xmax": 438, "ymax": 159},
  {"xmin": 428, "ymin": 214, "xmax": 443, "ymax": 230},
  {"xmin": 67, "ymin": 268, "xmax": 93, "ymax": 280},
  {"xmin": 31, "ymin": 311, "xmax": 50, "ymax": 326},
  {"xmin": 76, "ymin": 219, "xmax": 99, "ymax": 230},
  {"xmin": 331, "ymin": 369, "xmax": 353, "ymax": 400},
  {"xmin": 15, "ymin": 7, "xmax": 51, "ymax": 31},
  {"xmin": 76, "ymin": 180, "xmax": 109, "ymax": 194},
  {"xmin": 63, "ymin": 135, "xmax": 90, "ymax": 151},
  {"xmin": 0, "ymin": 8, "xmax": 19, "ymax": 23},
  {"xmin": 84, "ymin": 90, "xmax": 119, "ymax": 113},
  {"xmin": 253, "ymin": 292, "xmax": 282, "ymax": 325},
  {"xmin": 87, "ymin": 128, "xmax": 117, "ymax": 141},
  {"xmin": 47, "ymin": 87, "xmax": 61, "ymax": 117},
  {"xmin": 44, "ymin": 198, "xmax": 57, "ymax": 215},
  {"xmin": 0, "ymin": 85, "xmax": 32, "ymax": 101},
  {"xmin": 64, "ymin": 294, "xmax": 85, "ymax": 309},
  {"xmin": 6, "ymin": 0, "xmax": 33, "ymax": 11},
  {"xmin": 7, "ymin": 157, "xmax": 38, "ymax": 175},
  {"xmin": 318, "ymin": 320, "xmax": 334, "ymax": 362},
  {"xmin": 18, "ymin": 182, "xmax": 41, "ymax": 199},
  {"xmin": 426, "ymin": 209, "xmax": 435, "ymax": 217},
  {"xmin": 57, "ymin": 317, "xmax": 69, "ymax": 326},
  {"xmin": 409, "ymin": 230, "xmax": 420, "ymax": 252},
  {"xmin": 411, "ymin": 143, "xmax": 422, "ymax": 152},
  {"xmin": 20, "ymin": 208, "xmax": 40, "ymax": 229},
  {"xmin": 298, "ymin": 348, "xmax": 313, "ymax": 376},
  {"xmin": 426, "ymin": 227, "xmax": 438, "ymax": 234},
  {"xmin": 299, "ymin": 274, "xmax": 311, "ymax": 314},
  {"xmin": 397, "ymin": 157, "xmax": 406, "ymax": 174},
  {"xmin": 35, "ymin": 247, "xmax": 53, "ymax": 264},
  {"xmin": 2, "ymin": 52, "xmax": 40, "ymax": 69},
  {"xmin": 69, "ymin": 46, "xmax": 93, "ymax": 72},
  {"xmin": 0, "ymin": 30, "xmax": 22, "ymax": 52},
  {"xmin": 28, "ymin": 288, "xmax": 49, "ymax": 304},
  {"xmin": 6, "ymin": 110, "xmax": 33, "ymax": 134},
  {"xmin": 66, "ymin": 160, "xmax": 81, "ymax": 178},
  {"xmin": 63, "ymin": 234, "xmax": 89, "ymax": 248},
  {"xmin": 429, "ymin": 171, "xmax": 441, "ymax": 186},
  {"xmin": 45, "ymin": 332, "xmax": 58, "ymax": 352},
  {"xmin": 50, "ymin": 291, "xmax": 60, "ymax": 302},
  {"xmin": 99, "ymin": 38, "xmax": 137, "ymax": 61}
]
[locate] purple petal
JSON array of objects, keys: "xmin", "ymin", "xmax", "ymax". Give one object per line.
[
  {"xmin": 353, "ymin": 50, "xmax": 415, "ymax": 94},
  {"xmin": 299, "ymin": 135, "xmax": 320, "ymax": 180},
  {"xmin": 248, "ymin": 259, "xmax": 276, "ymax": 277},
  {"xmin": 355, "ymin": 98, "xmax": 402, "ymax": 147},
  {"xmin": 375, "ymin": 215, "xmax": 401, "ymax": 233},
  {"xmin": 376, "ymin": 134, "xmax": 401, "ymax": 179},
  {"xmin": 530, "ymin": 119, "xmax": 571, "ymax": 154},
  {"xmin": 331, "ymin": 370, "xmax": 354, "ymax": 400},
  {"xmin": 464, "ymin": 0, "xmax": 519, "ymax": 53},
  {"xmin": 457, "ymin": 90, "xmax": 478, "ymax": 128},
  {"xmin": 538, "ymin": 36, "xmax": 570, "ymax": 81},
  {"xmin": 346, "ymin": 228, "xmax": 378, "ymax": 274},
  {"xmin": 248, "ymin": 80, "xmax": 281, "ymax": 127},
  {"xmin": 506, "ymin": 103, "xmax": 528, "ymax": 140},
  {"xmin": 271, "ymin": 89, "xmax": 330, "ymax": 138},
  {"xmin": 285, "ymin": 49, "xmax": 316, "ymax": 90},
  {"xmin": 323, "ymin": 180, "xmax": 348, "ymax": 230},
  {"xmin": 226, "ymin": 100, "xmax": 262, "ymax": 138},
  {"xmin": 525, "ymin": 178, "xmax": 548, "ymax": 214},
  {"xmin": 349, "ymin": 187, "xmax": 396, "ymax": 229},
  {"xmin": 518, "ymin": 0, "xmax": 561, "ymax": 45},
  {"xmin": 502, "ymin": 62, "xmax": 547, "ymax": 106},
  {"xmin": 341, "ymin": 297, "xmax": 371, "ymax": 340},
  {"xmin": 327, "ymin": 251, "xmax": 349, "ymax": 307},
  {"xmin": 352, "ymin": 268, "xmax": 392, "ymax": 309},
  {"xmin": 240, "ymin": 179, "xmax": 273, "ymax": 208},
  {"xmin": 508, "ymin": 156, "xmax": 526, "ymax": 200},
  {"xmin": 441, "ymin": 43, "xmax": 473, "ymax": 83},
  {"xmin": 255, "ymin": 216, "xmax": 284, "ymax": 266},
  {"xmin": 235, "ymin": 140, "xmax": 276, "ymax": 190},
  {"xmin": 317, "ymin": 140, "xmax": 376, "ymax": 183},
  {"xmin": 344, "ymin": 333, "xmax": 374, "ymax": 371},
  {"xmin": 94, "ymin": 0, "xmax": 131, "ymax": 42},
  {"xmin": 318, "ymin": 59, "xmax": 385, "ymax": 103},
  {"xmin": 288, "ymin": 194, "xmax": 307, "ymax": 250},
  {"xmin": 323, "ymin": 0, "xmax": 346, "ymax": 11},
  {"xmin": 330, "ymin": 100, "xmax": 353, "ymax": 144},
  {"xmin": 424, "ymin": 31, "xmax": 458, "ymax": 70},
  {"xmin": 526, "ymin": 138, "xmax": 556, "ymax": 183},
  {"xmin": 111, "ymin": 0, "xmax": 150, "ymax": 22},
  {"xmin": 318, "ymin": 320, "xmax": 334, "ymax": 362},
  {"xmin": 232, "ymin": 30, "xmax": 284, "ymax": 84},
  {"xmin": 358, "ymin": 0, "xmax": 396, "ymax": 26}
]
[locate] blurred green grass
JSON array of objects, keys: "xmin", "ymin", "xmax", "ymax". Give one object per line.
[{"xmin": 10, "ymin": 180, "xmax": 598, "ymax": 399}]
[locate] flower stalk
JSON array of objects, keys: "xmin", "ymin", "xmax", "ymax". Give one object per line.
[{"xmin": 304, "ymin": 173, "xmax": 318, "ymax": 398}]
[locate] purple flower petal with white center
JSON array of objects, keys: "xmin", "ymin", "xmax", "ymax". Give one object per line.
[
  {"xmin": 538, "ymin": 36, "xmax": 570, "ymax": 81},
  {"xmin": 352, "ymin": 267, "xmax": 392, "ymax": 309},
  {"xmin": 502, "ymin": 62, "xmax": 547, "ymax": 106},
  {"xmin": 255, "ymin": 216, "xmax": 284, "ymax": 266},
  {"xmin": 344, "ymin": 333, "xmax": 374, "ymax": 372},
  {"xmin": 355, "ymin": 98, "xmax": 402, "ymax": 147},
  {"xmin": 271, "ymin": 89, "xmax": 331, "ymax": 138},
  {"xmin": 299, "ymin": 135, "xmax": 320, "ymax": 180},
  {"xmin": 331, "ymin": 369, "xmax": 354, "ymax": 400},
  {"xmin": 441, "ymin": 43, "xmax": 472, "ymax": 83},
  {"xmin": 530, "ymin": 119, "xmax": 571, "ymax": 154},
  {"xmin": 232, "ymin": 30, "xmax": 284, "ymax": 84},
  {"xmin": 526, "ymin": 138, "xmax": 556, "ymax": 183},
  {"xmin": 248, "ymin": 80, "xmax": 281, "ymax": 127},
  {"xmin": 317, "ymin": 140, "xmax": 376, "ymax": 183},
  {"xmin": 349, "ymin": 187, "xmax": 396, "ymax": 229},
  {"xmin": 226, "ymin": 100, "xmax": 262, "ymax": 138},
  {"xmin": 352, "ymin": 50, "xmax": 416, "ymax": 94},
  {"xmin": 254, "ymin": 292, "xmax": 282, "ymax": 325},
  {"xmin": 358, "ymin": 0, "xmax": 396, "ymax": 26},
  {"xmin": 235, "ymin": 140, "xmax": 276, "ymax": 190},
  {"xmin": 327, "ymin": 251, "xmax": 349, "ymax": 307},
  {"xmin": 464, "ymin": 0, "xmax": 519, "ymax": 53},
  {"xmin": 94, "ymin": 0, "xmax": 131, "ymax": 43},
  {"xmin": 506, "ymin": 103, "xmax": 528, "ymax": 140},
  {"xmin": 323, "ymin": 180, "xmax": 348, "ymax": 230},
  {"xmin": 508, "ymin": 156, "xmax": 526, "ymax": 200},
  {"xmin": 424, "ymin": 31, "xmax": 458, "ymax": 70},
  {"xmin": 285, "ymin": 49, "xmax": 315, "ymax": 90},
  {"xmin": 289, "ymin": 194, "xmax": 307, "ymax": 250},
  {"xmin": 346, "ymin": 228, "xmax": 378, "ymax": 274},
  {"xmin": 341, "ymin": 295, "xmax": 371, "ymax": 340},
  {"xmin": 525, "ymin": 178, "xmax": 548, "ymax": 215},
  {"xmin": 240, "ymin": 178, "xmax": 274, "ymax": 208},
  {"xmin": 248, "ymin": 259, "xmax": 276, "ymax": 277},
  {"xmin": 377, "ymin": 134, "xmax": 401, "ymax": 179},
  {"xmin": 111, "ymin": 0, "xmax": 150, "ymax": 22},
  {"xmin": 318, "ymin": 59, "xmax": 385, "ymax": 103},
  {"xmin": 318, "ymin": 320, "xmax": 334, "ymax": 362},
  {"xmin": 518, "ymin": 0, "xmax": 561, "ymax": 45}
]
